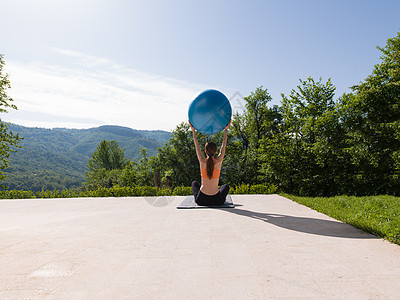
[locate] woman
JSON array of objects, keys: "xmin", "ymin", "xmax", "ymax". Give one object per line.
[{"xmin": 189, "ymin": 120, "xmax": 230, "ymax": 206}]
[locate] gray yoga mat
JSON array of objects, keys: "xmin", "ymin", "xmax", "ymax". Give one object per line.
[{"xmin": 177, "ymin": 195, "xmax": 234, "ymax": 209}]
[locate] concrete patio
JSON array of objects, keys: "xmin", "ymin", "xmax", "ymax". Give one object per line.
[{"xmin": 1, "ymin": 194, "xmax": 399, "ymax": 299}]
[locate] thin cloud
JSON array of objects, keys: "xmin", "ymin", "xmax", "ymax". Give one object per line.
[{"xmin": 4, "ymin": 49, "xmax": 215, "ymax": 131}]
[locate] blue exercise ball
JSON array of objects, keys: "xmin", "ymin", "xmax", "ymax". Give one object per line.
[{"xmin": 188, "ymin": 89, "xmax": 232, "ymax": 135}]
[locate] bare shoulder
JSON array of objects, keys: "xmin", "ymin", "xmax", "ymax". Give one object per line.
[
  {"xmin": 199, "ymin": 156, "xmax": 207, "ymax": 163},
  {"xmin": 214, "ymin": 155, "xmax": 224, "ymax": 165},
  {"xmin": 199, "ymin": 156, "xmax": 207, "ymax": 166}
]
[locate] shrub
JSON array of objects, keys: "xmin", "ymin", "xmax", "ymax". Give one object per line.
[
  {"xmin": 0, "ymin": 184, "xmax": 277, "ymax": 199},
  {"xmin": 157, "ymin": 188, "xmax": 172, "ymax": 196},
  {"xmin": 232, "ymin": 183, "xmax": 277, "ymax": 194},
  {"xmin": 139, "ymin": 186, "xmax": 158, "ymax": 196},
  {"xmin": 233, "ymin": 184, "xmax": 250, "ymax": 194},
  {"xmin": 0, "ymin": 190, "xmax": 36, "ymax": 199},
  {"xmin": 172, "ymin": 186, "xmax": 192, "ymax": 196},
  {"xmin": 36, "ymin": 189, "xmax": 55, "ymax": 199},
  {"xmin": 89, "ymin": 187, "xmax": 113, "ymax": 197},
  {"xmin": 110, "ymin": 186, "xmax": 133, "ymax": 197},
  {"xmin": 249, "ymin": 184, "xmax": 278, "ymax": 194}
]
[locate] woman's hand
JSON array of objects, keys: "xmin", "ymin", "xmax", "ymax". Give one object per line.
[
  {"xmin": 188, "ymin": 120, "xmax": 195, "ymax": 131},
  {"xmin": 225, "ymin": 120, "xmax": 231, "ymax": 131}
]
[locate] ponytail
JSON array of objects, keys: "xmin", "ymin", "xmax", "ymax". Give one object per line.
[
  {"xmin": 205, "ymin": 142, "xmax": 217, "ymax": 179},
  {"xmin": 206, "ymin": 154, "xmax": 214, "ymax": 179}
]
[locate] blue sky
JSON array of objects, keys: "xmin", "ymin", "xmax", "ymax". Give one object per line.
[{"xmin": 1, "ymin": 0, "xmax": 399, "ymax": 131}]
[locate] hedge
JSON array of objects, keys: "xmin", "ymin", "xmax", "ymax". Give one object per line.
[{"xmin": 0, "ymin": 183, "xmax": 277, "ymax": 200}]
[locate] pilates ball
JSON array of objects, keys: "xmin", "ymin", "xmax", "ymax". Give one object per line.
[{"xmin": 188, "ymin": 89, "xmax": 232, "ymax": 135}]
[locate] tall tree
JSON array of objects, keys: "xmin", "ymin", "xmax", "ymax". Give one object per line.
[
  {"xmin": 224, "ymin": 86, "xmax": 280, "ymax": 186},
  {"xmin": 243, "ymin": 86, "xmax": 273, "ymax": 148},
  {"xmin": 135, "ymin": 148, "xmax": 156, "ymax": 186},
  {"xmin": 342, "ymin": 32, "xmax": 400, "ymax": 195},
  {"xmin": 87, "ymin": 140, "xmax": 127, "ymax": 172},
  {"xmin": 0, "ymin": 54, "xmax": 21, "ymax": 187},
  {"xmin": 85, "ymin": 140, "xmax": 129, "ymax": 189},
  {"xmin": 261, "ymin": 77, "xmax": 342, "ymax": 196}
]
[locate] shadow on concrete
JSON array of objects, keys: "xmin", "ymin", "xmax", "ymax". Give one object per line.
[
  {"xmin": 222, "ymin": 206, "xmax": 378, "ymax": 239},
  {"xmin": 145, "ymin": 196, "xmax": 175, "ymax": 207}
]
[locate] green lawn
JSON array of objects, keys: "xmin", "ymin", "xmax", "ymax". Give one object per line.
[{"xmin": 282, "ymin": 194, "xmax": 400, "ymax": 246}]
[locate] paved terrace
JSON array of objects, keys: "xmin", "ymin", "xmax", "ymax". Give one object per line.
[{"xmin": 1, "ymin": 194, "xmax": 399, "ymax": 299}]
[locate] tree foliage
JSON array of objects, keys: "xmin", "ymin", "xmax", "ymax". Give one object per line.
[
  {"xmin": 5, "ymin": 32, "xmax": 400, "ymax": 196},
  {"xmin": 1, "ymin": 124, "xmax": 169, "ymax": 191},
  {"xmin": 224, "ymin": 32, "xmax": 400, "ymax": 196},
  {"xmin": 340, "ymin": 32, "xmax": 400, "ymax": 194},
  {"xmin": 0, "ymin": 54, "xmax": 21, "ymax": 187},
  {"xmin": 261, "ymin": 77, "xmax": 346, "ymax": 195},
  {"xmin": 96, "ymin": 30, "xmax": 399, "ymax": 197},
  {"xmin": 85, "ymin": 140, "xmax": 132, "ymax": 189},
  {"xmin": 88, "ymin": 140, "xmax": 128, "ymax": 172}
]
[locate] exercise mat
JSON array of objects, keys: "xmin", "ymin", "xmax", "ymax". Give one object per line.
[{"xmin": 177, "ymin": 195, "xmax": 234, "ymax": 209}]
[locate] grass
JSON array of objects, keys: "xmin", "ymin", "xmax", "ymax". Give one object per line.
[{"xmin": 283, "ymin": 194, "xmax": 400, "ymax": 246}]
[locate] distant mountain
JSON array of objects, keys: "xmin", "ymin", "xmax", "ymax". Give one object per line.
[{"xmin": 2, "ymin": 124, "xmax": 171, "ymax": 191}]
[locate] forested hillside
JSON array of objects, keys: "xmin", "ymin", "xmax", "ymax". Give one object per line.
[{"xmin": 2, "ymin": 124, "xmax": 171, "ymax": 191}]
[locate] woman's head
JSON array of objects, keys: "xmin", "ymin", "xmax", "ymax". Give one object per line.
[
  {"xmin": 205, "ymin": 142, "xmax": 217, "ymax": 157},
  {"xmin": 205, "ymin": 142, "xmax": 217, "ymax": 179}
]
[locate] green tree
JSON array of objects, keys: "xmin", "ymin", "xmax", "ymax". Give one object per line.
[
  {"xmin": 87, "ymin": 140, "xmax": 127, "ymax": 172},
  {"xmin": 224, "ymin": 86, "xmax": 280, "ymax": 186},
  {"xmin": 135, "ymin": 148, "xmax": 156, "ymax": 186},
  {"xmin": 244, "ymin": 86, "xmax": 274, "ymax": 148},
  {"xmin": 261, "ymin": 77, "xmax": 342, "ymax": 196},
  {"xmin": 85, "ymin": 140, "xmax": 129, "ymax": 189},
  {"xmin": 119, "ymin": 160, "xmax": 138, "ymax": 187},
  {"xmin": 156, "ymin": 122, "xmax": 202, "ymax": 187},
  {"xmin": 341, "ymin": 32, "xmax": 400, "ymax": 195},
  {"xmin": 0, "ymin": 54, "xmax": 21, "ymax": 187}
]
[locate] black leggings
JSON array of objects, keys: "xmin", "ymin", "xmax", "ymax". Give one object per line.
[{"xmin": 191, "ymin": 181, "xmax": 229, "ymax": 206}]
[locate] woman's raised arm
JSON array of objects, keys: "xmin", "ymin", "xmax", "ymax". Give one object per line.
[
  {"xmin": 189, "ymin": 121, "xmax": 204, "ymax": 162},
  {"xmin": 218, "ymin": 120, "xmax": 231, "ymax": 160}
]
